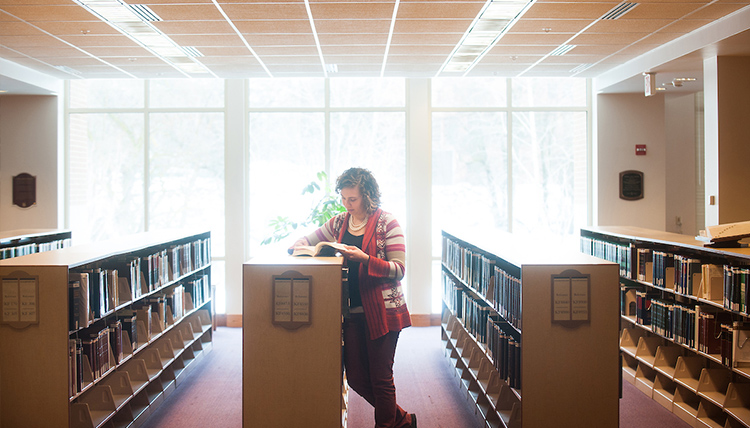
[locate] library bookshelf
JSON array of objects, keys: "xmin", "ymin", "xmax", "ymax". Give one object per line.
[
  {"xmin": 441, "ymin": 230, "xmax": 620, "ymax": 428},
  {"xmin": 581, "ymin": 225, "xmax": 750, "ymax": 428},
  {"xmin": 0, "ymin": 228, "xmax": 72, "ymax": 259},
  {"xmin": 242, "ymin": 256, "xmax": 348, "ymax": 428},
  {"xmin": 0, "ymin": 230, "xmax": 213, "ymax": 428}
]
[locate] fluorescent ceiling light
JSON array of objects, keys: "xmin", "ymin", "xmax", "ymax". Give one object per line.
[
  {"xmin": 74, "ymin": 0, "xmax": 214, "ymax": 76},
  {"xmin": 438, "ymin": 0, "xmax": 536, "ymax": 76},
  {"xmin": 550, "ymin": 44, "xmax": 576, "ymax": 56}
]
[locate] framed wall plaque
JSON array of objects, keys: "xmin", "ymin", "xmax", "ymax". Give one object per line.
[
  {"xmin": 12, "ymin": 173, "xmax": 36, "ymax": 208},
  {"xmin": 619, "ymin": 170, "xmax": 644, "ymax": 201}
]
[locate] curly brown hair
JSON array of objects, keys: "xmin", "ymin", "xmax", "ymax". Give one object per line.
[{"xmin": 335, "ymin": 167, "xmax": 382, "ymax": 214}]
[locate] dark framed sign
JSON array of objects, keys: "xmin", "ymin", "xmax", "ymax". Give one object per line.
[
  {"xmin": 619, "ymin": 170, "xmax": 644, "ymax": 201},
  {"xmin": 12, "ymin": 173, "xmax": 36, "ymax": 208},
  {"xmin": 551, "ymin": 269, "xmax": 590, "ymax": 327},
  {"xmin": 272, "ymin": 270, "xmax": 312, "ymax": 330}
]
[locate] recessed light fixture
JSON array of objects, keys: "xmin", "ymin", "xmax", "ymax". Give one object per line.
[
  {"xmin": 438, "ymin": 0, "xmax": 536, "ymax": 75},
  {"xmin": 73, "ymin": 0, "xmax": 213, "ymax": 76},
  {"xmin": 550, "ymin": 44, "xmax": 576, "ymax": 56}
]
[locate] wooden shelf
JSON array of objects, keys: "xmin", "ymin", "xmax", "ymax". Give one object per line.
[
  {"xmin": 442, "ymin": 230, "xmax": 620, "ymax": 428},
  {"xmin": 242, "ymin": 257, "xmax": 347, "ymax": 428},
  {"xmin": 0, "ymin": 230, "xmax": 212, "ymax": 428},
  {"xmin": 582, "ymin": 226, "xmax": 750, "ymax": 428},
  {"xmin": 0, "ymin": 228, "xmax": 72, "ymax": 260}
]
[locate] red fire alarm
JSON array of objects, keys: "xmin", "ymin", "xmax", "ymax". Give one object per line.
[{"xmin": 635, "ymin": 144, "xmax": 647, "ymax": 156}]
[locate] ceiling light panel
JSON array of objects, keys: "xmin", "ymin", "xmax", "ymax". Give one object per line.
[{"xmin": 438, "ymin": 0, "xmax": 536, "ymax": 76}]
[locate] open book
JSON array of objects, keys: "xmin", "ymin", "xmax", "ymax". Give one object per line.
[
  {"xmin": 291, "ymin": 241, "xmax": 348, "ymax": 257},
  {"xmin": 698, "ymin": 220, "xmax": 750, "ymax": 244}
]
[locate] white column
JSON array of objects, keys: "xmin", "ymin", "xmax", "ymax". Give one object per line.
[
  {"xmin": 405, "ymin": 78, "xmax": 432, "ymax": 317},
  {"xmin": 224, "ymin": 79, "xmax": 246, "ymax": 318}
]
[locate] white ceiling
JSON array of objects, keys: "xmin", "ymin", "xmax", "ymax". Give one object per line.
[{"xmin": 1, "ymin": 0, "xmax": 749, "ymax": 95}]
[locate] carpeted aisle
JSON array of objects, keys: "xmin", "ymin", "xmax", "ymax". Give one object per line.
[
  {"xmin": 142, "ymin": 326, "xmax": 692, "ymax": 428},
  {"xmin": 143, "ymin": 327, "xmax": 242, "ymax": 428}
]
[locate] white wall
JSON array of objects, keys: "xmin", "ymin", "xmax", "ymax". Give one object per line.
[
  {"xmin": 664, "ymin": 93, "xmax": 698, "ymax": 235},
  {"xmin": 704, "ymin": 56, "xmax": 750, "ymax": 226},
  {"xmin": 0, "ymin": 95, "xmax": 63, "ymax": 230},
  {"xmin": 596, "ymin": 93, "xmax": 666, "ymax": 229}
]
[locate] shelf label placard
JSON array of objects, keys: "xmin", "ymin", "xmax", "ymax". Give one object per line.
[
  {"xmin": 272, "ymin": 271, "xmax": 312, "ymax": 330},
  {"xmin": 551, "ymin": 270, "xmax": 590, "ymax": 326},
  {"xmin": 1, "ymin": 272, "xmax": 39, "ymax": 329}
]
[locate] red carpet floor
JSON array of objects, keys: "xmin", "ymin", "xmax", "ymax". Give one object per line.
[{"xmin": 142, "ymin": 326, "xmax": 691, "ymax": 428}]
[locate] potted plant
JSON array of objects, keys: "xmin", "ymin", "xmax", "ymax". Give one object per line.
[{"xmin": 261, "ymin": 171, "xmax": 345, "ymax": 245}]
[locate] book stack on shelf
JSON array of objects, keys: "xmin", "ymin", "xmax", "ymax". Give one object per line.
[
  {"xmin": 0, "ymin": 230, "xmax": 213, "ymax": 428},
  {"xmin": 581, "ymin": 225, "xmax": 750, "ymax": 428},
  {"xmin": 0, "ymin": 229, "xmax": 72, "ymax": 260},
  {"xmin": 441, "ymin": 229, "xmax": 619, "ymax": 428}
]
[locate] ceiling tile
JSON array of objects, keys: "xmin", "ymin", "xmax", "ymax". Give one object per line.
[
  {"xmin": 499, "ymin": 33, "xmax": 575, "ymax": 45},
  {"xmin": 315, "ymin": 19, "xmax": 392, "ymax": 33},
  {"xmin": 254, "ymin": 45, "xmax": 320, "ymax": 55},
  {"xmin": 388, "ymin": 44, "xmax": 453, "ymax": 55},
  {"xmin": 396, "ymin": 2, "xmax": 485, "ymax": 19},
  {"xmin": 522, "ymin": 2, "xmax": 623, "ymax": 20},
  {"xmin": 308, "ymin": 3, "xmax": 396, "ymax": 19},
  {"xmin": 169, "ymin": 34, "xmax": 249, "ymax": 47},
  {"xmin": 318, "ymin": 33, "xmax": 389, "ymax": 44},
  {"xmin": 393, "ymin": 19, "xmax": 472, "ymax": 33},
  {"xmin": 244, "ymin": 34, "xmax": 317, "ymax": 46},
  {"xmin": 572, "ymin": 33, "xmax": 652, "ymax": 45},
  {"xmin": 587, "ymin": 19, "xmax": 676, "ymax": 34},
  {"xmin": 220, "ymin": 3, "xmax": 310, "ymax": 20},
  {"xmin": 233, "ymin": 20, "xmax": 311, "ymax": 34},
  {"xmin": 511, "ymin": 19, "xmax": 594, "ymax": 33},
  {"xmin": 621, "ymin": 3, "xmax": 705, "ymax": 19},
  {"xmin": 147, "ymin": 5, "xmax": 228, "ymax": 21},
  {"xmin": 389, "ymin": 33, "xmax": 462, "ymax": 44},
  {"xmin": 0, "ymin": 5, "xmax": 98, "ymax": 22},
  {"xmin": 153, "ymin": 21, "xmax": 237, "ymax": 35}
]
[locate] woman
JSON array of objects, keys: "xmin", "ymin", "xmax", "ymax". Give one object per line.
[{"xmin": 292, "ymin": 167, "xmax": 416, "ymax": 428}]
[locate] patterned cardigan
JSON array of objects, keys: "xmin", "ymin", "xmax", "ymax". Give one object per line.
[{"xmin": 305, "ymin": 208, "xmax": 411, "ymax": 339}]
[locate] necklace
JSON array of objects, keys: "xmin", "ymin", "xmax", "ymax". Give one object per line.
[{"xmin": 349, "ymin": 215, "xmax": 368, "ymax": 232}]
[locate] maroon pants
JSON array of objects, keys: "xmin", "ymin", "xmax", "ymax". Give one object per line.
[{"xmin": 343, "ymin": 313, "xmax": 412, "ymax": 428}]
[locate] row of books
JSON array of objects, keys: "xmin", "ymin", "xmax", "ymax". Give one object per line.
[
  {"xmin": 68, "ymin": 322, "xmax": 119, "ymax": 397},
  {"xmin": 442, "ymin": 237, "xmax": 522, "ymax": 331},
  {"xmin": 724, "ymin": 265, "xmax": 750, "ymax": 313},
  {"xmin": 583, "ymin": 238, "xmax": 742, "ymax": 307},
  {"xmin": 184, "ymin": 274, "xmax": 210, "ymax": 310},
  {"xmin": 492, "ymin": 265, "xmax": 521, "ymax": 331},
  {"xmin": 580, "ymin": 236, "xmax": 633, "ymax": 278},
  {"xmin": 720, "ymin": 322, "xmax": 750, "ymax": 368},
  {"xmin": 487, "ymin": 316, "xmax": 521, "ymax": 390},
  {"xmin": 650, "ymin": 299, "xmax": 696, "ymax": 348},
  {"xmin": 0, "ymin": 237, "xmax": 72, "ymax": 260},
  {"xmin": 626, "ymin": 287, "xmax": 750, "ymax": 370},
  {"xmin": 442, "ymin": 237, "xmax": 494, "ymax": 298},
  {"xmin": 67, "ymin": 284, "xmax": 192, "ymax": 398},
  {"xmin": 169, "ymin": 238, "xmax": 211, "ymax": 280},
  {"xmin": 67, "ymin": 246, "xmax": 210, "ymax": 331},
  {"xmin": 443, "ymin": 273, "xmax": 491, "ymax": 344}
]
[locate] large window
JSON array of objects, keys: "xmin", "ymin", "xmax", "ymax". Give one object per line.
[
  {"xmin": 67, "ymin": 79, "xmax": 226, "ymax": 308},
  {"xmin": 248, "ymin": 78, "xmax": 407, "ymax": 259},
  {"xmin": 431, "ymin": 77, "xmax": 589, "ymax": 311},
  {"xmin": 66, "ymin": 76, "xmax": 589, "ymax": 316}
]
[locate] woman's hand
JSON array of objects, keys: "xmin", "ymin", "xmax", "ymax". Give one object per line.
[
  {"xmin": 338, "ymin": 245, "xmax": 370, "ymax": 265},
  {"xmin": 288, "ymin": 237, "xmax": 309, "ymax": 254}
]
